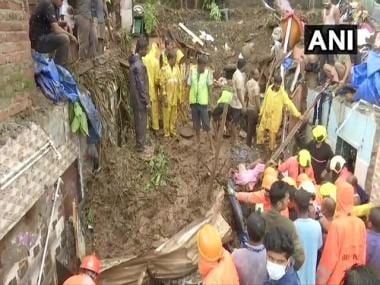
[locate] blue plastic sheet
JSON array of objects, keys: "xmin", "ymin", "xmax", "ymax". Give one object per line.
[
  {"xmin": 282, "ymin": 57, "xmax": 294, "ymax": 71},
  {"xmin": 352, "ymin": 50, "xmax": 380, "ymax": 106},
  {"xmin": 79, "ymin": 90, "xmax": 102, "ymax": 143},
  {"xmin": 32, "ymin": 52, "xmax": 79, "ymax": 103}
]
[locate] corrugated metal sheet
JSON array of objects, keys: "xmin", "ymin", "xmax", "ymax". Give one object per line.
[{"xmin": 0, "ymin": 123, "xmax": 79, "ymax": 240}]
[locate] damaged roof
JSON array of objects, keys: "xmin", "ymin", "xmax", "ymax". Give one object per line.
[{"xmin": 0, "ymin": 123, "xmax": 78, "ymax": 240}]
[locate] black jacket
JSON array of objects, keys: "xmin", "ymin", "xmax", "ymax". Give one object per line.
[{"xmin": 128, "ymin": 54, "xmax": 149, "ymax": 111}]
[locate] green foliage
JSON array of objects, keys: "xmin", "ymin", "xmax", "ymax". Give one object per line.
[
  {"xmin": 143, "ymin": 0, "xmax": 159, "ymax": 35},
  {"xmin": 86, "ymin": 208, "xmax": 94, "ymax": 226},
  {"xmin": 70, "ymin": 102, "xmax": 89, "ymax": 136},
  {"xmin": 121, "ymin": 29, "xmax": 133, "ymax": 52},
  {"xmin": 209, "ymin": 1, "xmax": 221, "ymax": 21},
  {"xmin": 147, "ymin": 151, "xmax": 170, "ymax": 189},
  {"xmin": 202, "ymin": 0, "xmax": 213, "ymax": 9}
]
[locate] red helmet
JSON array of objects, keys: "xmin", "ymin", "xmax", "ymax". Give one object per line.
[
  {"xmin": 80, "ymin": 254, "xmax": 101, "ymax": 274},
  {"xmin": 63, "ymin": 274, "xmax": 95, "ymax": 285}
]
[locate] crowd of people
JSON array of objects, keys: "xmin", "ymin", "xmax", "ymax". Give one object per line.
[{"xmin": 29, "ymin": 0, "xmax": 110, "ymax": 66}]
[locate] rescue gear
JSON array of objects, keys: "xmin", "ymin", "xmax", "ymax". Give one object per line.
[
  {"xmin": 189, "ymin": 67, "xmax": 211, "ymax": 106},
  {"xmin": 63, "ymin": 274, "xmax": 95, "ymax": 285},
  {"xmin": 199, "ymin": 249, "xmax": 240, "ymax": 285},
  {"xmin": 267, "ymin": 260, "xmax": 287, "ymax": 281},
  {"xmin": 312, "ymin": 125, "xmax": 327, "ymax": 143},
  {"xmin": 262, "ymin": 175, "xmax": 277, "ymax": 190},
  {"xmin": 319, "ymin": 182, "xmax": 337, "ymax": 201},
  {"xmin": 296, "ymin": 173, "xmax": 312, "ymax": 186},
  {"xmin": 353, "ymin": 203, "xmax": 374, "ymax": 217},
  {"xmin": 217, "ymin": 89, "xmax": 233, "ymax": 104},
  {"xmin": 299, "ymin": 180, "xmax": 316, "ymax": 194},
  {"xmin": 317, "ymin": 181, "xmax": 366, "ymax": 285},
  {"xmin": 298, "ymin": 149, "xmax": 312, "ymax": 168},
  {"xmin": 160, "ymin": 64, "xmax": 181, "ymax": 136},
  {"xmin": 80, "ymin": 254, "xmax": 101, "ymax": 274},
  {"xmin": 264, "ymin": 166, "xmax": 278, "ymax": 177},
  {"xmin": 197, "ymin": 224, "xmax": 223, "ymax": 262},
  {"xmin": 143, "ymin": 43, "xmax": 161, "ymax": 131},
  {"xmin": 279, "ymin": 156, "xmax": 316, "ymax": 183},
  {"xmin": 330, "ymin": 155, "xmax": 346, "ymax": 174},
  {"xmin": 257, "ymin": 85, "xmax": 301, "ymax": 151},
  {"xmin": 162, "ymin": 49, "xmax": 185, "ymax": 67},
  {"xmin": 282, "ymin": 176, "xmax": 296, "ymax": 187}
]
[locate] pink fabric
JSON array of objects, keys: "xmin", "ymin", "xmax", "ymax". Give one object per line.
[{"xmin": 234, "ymin": 163, "xmax": 265, "ymax": 190}]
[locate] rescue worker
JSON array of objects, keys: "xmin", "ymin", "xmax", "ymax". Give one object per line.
[
  {"xmin": 282, "ymin": 176, "xmax": 297, "ymax": 187},
  {"xmin": 160, "ymin": 50, "xmax": 181, "ymax": 138},
  {"xmin": 161, "ymin": 38, "xmax": 185, "ymax": 67},
  {"xmin": 246, "ymin": 68, "xmax": 261, "ymax": 147},
  {"xmin": 63, "ymin": 254, "xmax": 101, "ymax": 285},
  {"xmin": 306, "ymin": 125, "xmax": 334, "ymax": 184},
  {"xmin": 257, "ymin": 73, "xmax": 303, "ymax": 151},
  {"xmin": 316, "ymin": 182, "xmax": 337, "ymax": 205},
  {"xmin": 212, "ymin": 78, "xmax": 233, "ymax": 136},
  {"xmin": 263, "ymin": 181, "xmax": 305, "ymax": 270},
  {"xmin": 129, "ymin": 37, "xmax": 150, "ymax": 153},
  {"xmin": 142, "ymin": 42, "xmax": 161, "ymax": 133},
  {"xmin": 188, "ymin": 55, "xmax": 214, "ymax": 151},
  {"xmin": 330, "ymin": 155, "xmax": 353, "ymax": 184},
  {"xmin": 278, "ymin": 149, "xmax": 316, "ymax": 182},
  {"xmin": 296, "ymin": 173, "xmax": 312, "ymax": 186},
  {"xmin": 197, "ymin": 224, "xmax": 239, "ymax": 284},
  {"xmin": 264, "ymin": 166, "xmax": 279, "ymax": 178},
  {"xmin": 317, "ymin": 181, "xmax": 367, "ymax": 285}
]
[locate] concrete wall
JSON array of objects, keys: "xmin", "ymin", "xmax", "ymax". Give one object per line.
[
  {"xmin": 0, "ymin": 162, "xmax": 80, "ymax": 285},
  {"xmin": 0, "ymin": 0, "xmax": 35, "ymax": 122}
]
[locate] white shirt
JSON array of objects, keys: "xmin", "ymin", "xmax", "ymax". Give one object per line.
[{"xmin": 231, "ymin": 69, "xmax": 246, "ymax": 109}]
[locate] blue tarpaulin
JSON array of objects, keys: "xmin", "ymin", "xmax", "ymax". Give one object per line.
[{"xmin": 352, "ymin": 50, "xmax": 380, "ymax": 106}]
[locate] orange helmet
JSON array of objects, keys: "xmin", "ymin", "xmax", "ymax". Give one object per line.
[
  {"xmin": 262, "ymin": 175, "xmax": 277, "ymax": 190},
  {"xmin": 80, "ymin": 254, "xmax": 101, "ymax": 274},
  {"xmin": 264, "ymin": 167, "xmax": 278, "ymax": 178},
  {"xmin": 63, "ymin": 274, "xmax": 95, "ymax": 285},
  {"xmin": 197, "ymin": 224, "xmax": 223, "ymax": 262},
  {"xmin": 282, "ymin": 176, "xmax": 296, "ymax": 187},
  {"xmin": 296, "ymin": 173, "xmax": 311, "ymax": 186}
]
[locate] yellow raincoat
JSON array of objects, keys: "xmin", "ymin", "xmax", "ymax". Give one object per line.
[
  {"xmin": 160, "ymin": 64, "xmax": 181, "ymax": 137},
  {"xmin": 143, "ymin": 43, "xmax": 160, "ymax": 131},
  {"xmin": 162, "ymin": 48, "xmax": 185, "ymax": 67},
  {"xmin": 257, "ymin": 85, "xmax": 301, "ymax": 150}
]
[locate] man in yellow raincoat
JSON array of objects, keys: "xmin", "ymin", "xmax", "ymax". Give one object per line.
[
  {"xmin": 143, "ymin": 42, "xmax": 161, "ymax": 132},
  {"xmin": 160, "ymin": 50, "xmax": 181, "ymax": 137},
  {"xmin": 257, "ymin": 74, "xmax": 303, "ymax": 151}
]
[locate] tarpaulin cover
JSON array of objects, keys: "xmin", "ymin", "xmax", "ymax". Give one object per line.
[
  {"xmin": 99, "ymin": 192, "xmax": 232, "ymax": 285},
  {"xmin": 79, "ymin": 90, "xmax": 102, "ymax": 143},
  {"xmin": 352, "ymin": 50, "xmax": 380, "ymax": 106},
  {"xmin": 32, "ymin": 52, "xmax": 80, "ymax": 103}
]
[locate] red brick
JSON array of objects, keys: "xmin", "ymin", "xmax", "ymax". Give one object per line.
[
  {"xmin": 0, "ymin": 0, "xmax": 23, "ymax": 10},
  {"xmin": 0, "ymin": 9, "xmax": 26, "ymax": 21},
  {"xmin": 1, "ymin": 31, "xmax": 28, "ymax": 42},
  {"xmin": 0, "ymin": 20, "xmax": 28, "ymax": 32}
]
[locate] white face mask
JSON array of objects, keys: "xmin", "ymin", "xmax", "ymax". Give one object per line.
[{"xmin": 266, "ymin": 260, "xmax": 287, "ymax": 281}]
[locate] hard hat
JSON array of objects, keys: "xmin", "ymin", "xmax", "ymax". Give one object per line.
[
  {"xmin": 63, "ymin": 274, "xmax": 95, "ymax": 285},
  {"xmin": 330, "ymin": 155, "xmax": 346, "ymax": 174},
  {"xmin": 282, "ymin": 176, "xmax": 296, "ymax": 187},
  {"xmin": 262, "ymin": 175, "xmax": 277, "ymax": 190},
  {"xmin": 296, "ymin": 173, "xmax": 311, "ymax": 186},
  {"xmin": 299, "ymin": 180, "xmax": 316, "ymax": 194},
  {"xmin": 312, "ymin": 125, "xmax": 327, "ymax": 143},
  {"xmin": 298, "ymin": 149, "xmax": 311, "ymax": 168},
  {"xmin": 319, "ymin": 182, "xmax": 337, "ymax": 201},
  {"xmin": 197, "ymin": 224, "xmax": 223, "ymax": 262},
  {"xmin": 264, "ymin": 167, "xmax": 278, "ymax": 178},
  {"xmin": 80, "ymin": 254, "xmax": 101, "ymax": 274}
]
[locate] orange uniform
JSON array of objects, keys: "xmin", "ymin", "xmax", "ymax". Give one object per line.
[
  {"xmin": 335, "ymin": 167, "xmax": 353, "ymax": 184},
  {"xmin": 199, "ymin": 249, "xmax": 240, "ymax": 285},
  {"xmin": 317, "ymin": 182, "xmax": 367, "ymax": 285},
  {"xmin": 278, "ymin": 156, "xmax": 316, "ymax": 182},
  {"xmin": 63, "ymin": 274, "xmax": 96, "ymax": 285},
  {"xmin": 237, "ymin": 190, "xmax": 290, "ymax": 217}
]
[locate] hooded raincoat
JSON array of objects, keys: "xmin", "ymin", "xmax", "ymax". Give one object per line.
[
  {"xmin": 257, "ymin": 85, "xmax": 301, "ymax": 150},
  {"xmin": 143, "ymin": 43, "xmax": 160, "ymax": 131},
  {"xmin": 317, "ymin": 182, "xmax": 367, "ymax": 285}
]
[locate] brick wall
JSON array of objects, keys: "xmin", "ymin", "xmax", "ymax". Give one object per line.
[{"xmin": 0, "ymin": 0, "xmax": 34, "ymax": 122}]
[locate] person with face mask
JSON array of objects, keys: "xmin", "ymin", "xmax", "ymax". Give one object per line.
[
  {"xmin": 306, "ymin": 125, "xmax": 334, "ymax": 184},
  {"xmin": 263, "ymin": 181, "xmax": 305, "ymax": 271},
  {"xmin": 263, "ymin": 227, "xmax": 301, "ymax": 285},
  {"xmin": 257, "ymin": 73, "xmax": 304, "ymax": 151}
]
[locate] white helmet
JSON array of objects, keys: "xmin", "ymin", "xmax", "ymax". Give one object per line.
[
  {"xmin": 330, "ymin": 155, "xmax": 346, "ymax": 174},
  {"xmin": 299, "ymin": 180, "xmax": 316, "ymax": 195}
]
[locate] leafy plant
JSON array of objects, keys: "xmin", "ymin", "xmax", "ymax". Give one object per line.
[
  {"xmin": 209, "ymin": 1, "xmax": 221, "ymax": 21},
  {"xmin": 147, "ymin": 152, "xmax": 170, "ymax": 189},
  {"xmin": 70, "ymin": 102, "xmax": 89, "ymax": 136},
  {"xmin": 143, "ymin": 0, "xmax": 159, "ymax": 35},
  {"xmin": 202, "ymin": 0, "xmax": 213, "ymax": 9}
]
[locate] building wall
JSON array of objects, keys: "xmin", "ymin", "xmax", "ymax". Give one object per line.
[{"xmin": 0, "ymin": 0, "xmax": 34, "ymax": 122}]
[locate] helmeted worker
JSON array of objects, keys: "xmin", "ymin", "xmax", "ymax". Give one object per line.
[
  {"xmin": 197, "ymin": 224, "xmax": 239, "ymax": 284},
  {"xmin": 212, "ymin": 79, "xmax": 234, "ymax": 134},
  {"xmin": 296, "ymin": 173, "xmax": 312, "ymax": 187},
  {"xmin": 330, "ymin": 155, "xmax": 353, "ymax": 184},
  {"xmin": 236, "ymin": 174, "xmax": 289, "ymax": 217},
  {"xmin": 64, "ymin": 254, "xmax": 101, "ymax": 285},
  {"xmin": 316, "ymin": 182, "xmax": 337, "ymax": 204},
  {"xmin": 282, "ymin": 176, "xmax": 297, "ymax": 187},
  {"xmin": 257, "ymin": 73, "xmax": 303, "ymax": 151},
  {"xmin": 317, "ymin": 181, "xmax": 367, "ymax": 285},
  {"xmin": 264, "ymin": 166, "xmax": 279, "ymax": 178},
  {"xmin": 306, "ymin": 125, "xmax": 334, "ymax": 184},
  {"xmin": 143, "ymin": 42, "xmax": 161, "ymax": 132},
  {"xmin": 159, "ymin": 50, "xmax": 182, "ymax": 137},
  {"xmin": 278, "ymin": 149, "xmax": 316, "ymax": 182}
]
